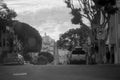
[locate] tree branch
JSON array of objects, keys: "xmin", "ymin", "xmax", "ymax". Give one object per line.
[
  {"xmin": 100, "ymin": 10, "xmax": 110, "ymax": 28},
  {"xmin": 78, "ymin": 0, "xmax": 83, "ymax": 9},
  {"xmin": 83, "ymin": 1, "xmax": 92, "ymax": 21}
]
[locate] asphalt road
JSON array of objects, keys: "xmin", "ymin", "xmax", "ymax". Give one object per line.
[{"xmin": 0, "ymin": 64, "xmax": 120, "ymax": 80}]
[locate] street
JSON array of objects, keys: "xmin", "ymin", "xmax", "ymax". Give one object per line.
[{"xmin": 0, "ymin": 64, "xmax": 120, "ymax": 80}]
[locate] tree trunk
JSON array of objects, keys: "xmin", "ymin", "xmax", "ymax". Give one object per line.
[
  {"xmin": 98, "ymin": 39, "xmax": 106, "ymax": 64},
  {"xmin": 87, "ymin": 29, "xmax": 93, "ymax": 64}
]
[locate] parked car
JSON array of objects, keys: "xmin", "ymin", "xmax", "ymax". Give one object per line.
[
  {"xmin": 69, "ymin": 47, "xmax": 86, "ymax": 64},
  {"xmin": 3, "ymin": 53, "xmax": 24, "ymax": 65}
]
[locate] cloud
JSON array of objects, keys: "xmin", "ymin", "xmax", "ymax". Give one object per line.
[
  {"xmin": 5, "ymin": 0, "xmax": 80, "ymax": 40},
  {"xmin": 36, "ymin": 19, "xmax": 79, "ymax": 41},
  {"xmin": 15, "ymin": 7, "xmax": 79, "ymax": 40},
  {"xmin": 16, "ymin": 7, "xmax": 72, "ymax": 25},
  {"xmin": 5, "ymin": 0, "xmax": 66, "ymax": 13}
]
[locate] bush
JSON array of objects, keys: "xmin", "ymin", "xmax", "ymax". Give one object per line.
[
  {"xmin": 39, "ymin": 52, "xmax": 54, "ymax": 63},
  {"xmin": 37, "ymin": 55, "xmax": 48, "ymax": 65}
]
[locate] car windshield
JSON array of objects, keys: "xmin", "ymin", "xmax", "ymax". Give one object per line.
[{"xmin": 72, "ymin": 48, "xmax": 85, "ymax": 54}]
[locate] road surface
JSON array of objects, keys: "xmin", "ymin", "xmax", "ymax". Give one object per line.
[{"xmin": 0, "ymin": 64, "xmax": 120, "ymax": 80}]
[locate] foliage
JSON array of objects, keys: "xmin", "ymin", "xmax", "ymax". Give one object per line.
[
  {"xmin": 12, "ymin": 20, "xmax": 42, "ymax": 53},
  {"xmin": 31, "ymin": 52, "xmax": 54, "ymax": 65},
  {"xmin": 37, "ymin": 55, "xmax": 48, "ymax": 65},
  {"xmin": 57, "ymin": 26, "xmax": 89, "ymax": 51},
  {"xmin": 64, "ymin": 0, "xmax": 118, "ymax": 43},
  {"xmin": 65, "ymin": 0, "xmax": 118, "ymax": 64},
  {"xmin": 39, "ymin": 52, "xmax": 54, "ymax": 63},
  {"xmin": 0, "ymin": 3, "xmax": 17, "ymax": 19},
  {"xmin": 0, "ymin": 3, "xmax": 17, "ymax": 26},
  {"xmin": 0, "ymin": 2, "xmax": 42, "ymax": 62},
  {"xmin": 0, "ymin": 3, "xmax": 42, "ymax": 54},
  {"xmin": 65, "ymin": 0, "xmax": 118, "ymax": 27},
  {"xmin": 0, "ymin": 3, "xmax": 17, "ymax": 36},
  {"xmin": 93, "ymin": 0, "xmax": 118, "ymax": 14}
]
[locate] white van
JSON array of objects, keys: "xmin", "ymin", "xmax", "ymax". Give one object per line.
[{"xmin": 69, "ymin": 47, "xmax": 86, "ymax": 64}]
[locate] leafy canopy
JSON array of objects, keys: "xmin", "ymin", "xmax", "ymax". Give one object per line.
[
  {"xmin": 0, "ymin": 3, "xmax": 17, "ymax": 21},
  {"xmin": 65, "ymin": 0, "xmax": 118, "ymax": 28},
  {"xmin": 57, "ymin": 26, "xmax": 89, "ymax": 51}
]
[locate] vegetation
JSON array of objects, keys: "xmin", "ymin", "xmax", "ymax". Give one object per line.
[
  {"xmin": 57, "ymin": 26, "xmax": 89, "ymax": 51},
  {"xmin": 0, "ymin": 2, "xmax": 42, "ymax": 62},
  {"xmin": 37, "ymin": 55, "xmax": 48, "ymax": 65},
  {"xmin": 12, "ymin": 21, "xmax": 42, "ymax": 53},
  {"xmin": 64, "ymin": 0, "xmax": 118, "ymax": 63},
  {"xmin": 0, "ymin": 3, "xmax": 16, "ymax": 35},
  {"xmin": 39, "ymin": 52, "xmax": 54, "ymax": 63},
  {"xmin": 0, "ymin": 2, "xmax": 17, "ymax": 63}
]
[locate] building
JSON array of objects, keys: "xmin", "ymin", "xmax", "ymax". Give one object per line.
[
  {"xmin": 109, "ymin": 0, "xmax": 120, "ymax": 64},
  {"xmin": 115, "ymin": 0, "xmax": 120, "ymax": 64},
  {"xmin": 41, "ymin": 33, "xmax": 59, "ymax": 65},
  {"xmin": 41, "ymin": 33, "xmax": 55, "ymax": 54}
]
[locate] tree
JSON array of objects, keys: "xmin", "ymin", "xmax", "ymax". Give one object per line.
[
  {"xmin": 57, "ymin": 26, "xmax": 89, "ymax": 51},
  {"xmin": 0, "ymin": 2, "xmax": 42, "ymax": 62},
  {"xmin": 0, "ymin": 3, "xmax": 17, "ymax": 27},
  {"xmin": 0, "ymin": 2, "xmax": 17, "ymax": 63},
  {"xmin": 0, "ymin": 2, "xmax": 17, "ymax": 52},
  {"xmin": 12, "ymin": 21, "xmax": 42, "ymax": 61},
  {"xmin": 65, "ymin": 0, "xmax": 118, "ymax": 63},
  {"xmin": 0, "ymin": 2, "xmax": 17, "ymax": 42},
  {"xmin": 0, "ymin": 2, "xmax": 17, "ymax": 40},
  {"xmin": 12, "ymin": 21, "xmax": 42, "ymax": 52}
]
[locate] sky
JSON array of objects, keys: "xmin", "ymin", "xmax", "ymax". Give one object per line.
[{"xmin": 4, "ymin": 0, "xmax": 80, "ymax": 41}]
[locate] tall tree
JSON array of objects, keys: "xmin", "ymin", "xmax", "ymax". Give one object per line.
[
  {"xmin": 65, "ymin": 0, "xmax": 118, "ymax": 63},
  {"xmin": 12, "ymin": 21, "xmax": 42, "ymax": 53},
  {"xmin": 12, "ymin": 21, "xmax": 42, "ymax": 61}
]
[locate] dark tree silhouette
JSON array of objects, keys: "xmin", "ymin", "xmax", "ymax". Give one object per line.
[
  {"xmin": 12, "ymin": 21, "xmax": 42, "ymax": 52},
  {"xmin": 0, "ymin": 3, "xmax": 17, "ymax": 26},
  {"xmin": 0, "ymin": 2, "xmax": 17, "ymax": 63},
  {"xmin": 12, "ymin": 21, "xmax": 42, "ymax": 61}
]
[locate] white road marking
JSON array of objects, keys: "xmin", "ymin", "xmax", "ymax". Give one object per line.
[{"xmin": 13, "ymin": 73, "xmax": 27, "ymax": 76}]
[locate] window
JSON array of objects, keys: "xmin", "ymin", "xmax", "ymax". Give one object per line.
[{"xmin": 72, "ymin": 48, "xmax": 85, "ymax": 54}]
